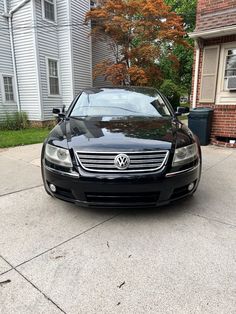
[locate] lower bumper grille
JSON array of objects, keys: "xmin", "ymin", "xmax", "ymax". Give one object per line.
[
  {"xmin": 171, "ymin": 180, "xmax": 196, "ymax": 199},
  {"xmin": 85, "ymin": 192, "xmax": 159, "ymax": 205},
  {"xmin": 55, "ymin": 186, "xmax": 75, "ymax": 199}
]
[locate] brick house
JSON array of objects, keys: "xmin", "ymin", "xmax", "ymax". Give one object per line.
[{"xmin": 190, "ymin": 0, "xmax": 236, "ymax": 147}]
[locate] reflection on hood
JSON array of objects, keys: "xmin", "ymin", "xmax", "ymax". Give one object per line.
[
  {"xmin": 70, "ymin": 117, "xmax": 104, "ymax": 139},
  {"xmin": 69, "ymin": 116, "xmax": 174, "ymax": 142}
]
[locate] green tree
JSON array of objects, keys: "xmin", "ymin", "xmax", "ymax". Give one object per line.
[
  {"xmin": 165, "ymin": 0, "xmax": 197, "ymax": 32},
  {"xmin": 159, "ymin": 0, "xmax": 197, "ymax": 107}
]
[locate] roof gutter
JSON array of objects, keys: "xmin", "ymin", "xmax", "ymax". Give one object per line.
[
  {"xmin": 5, "ymin": 0, "xmax": 31, "ymax": 112},
  {"xmin": 189, "ymin": 25, "xmax": 236, "ymax": 39}
]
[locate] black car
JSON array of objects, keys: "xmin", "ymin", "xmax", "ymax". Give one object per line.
[{"xmin": 41, "ymin": 87, "xmax": 201, "ymax": 208}]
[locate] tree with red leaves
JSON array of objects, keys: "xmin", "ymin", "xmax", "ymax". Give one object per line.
[{"xmin": 86, "ymin": 0, "xmax": 186, "ymax": 86}]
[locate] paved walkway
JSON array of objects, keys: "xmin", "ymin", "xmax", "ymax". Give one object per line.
[{"xmin": 0, "ymin": 144, "xmax": 235, "ymax": 313}]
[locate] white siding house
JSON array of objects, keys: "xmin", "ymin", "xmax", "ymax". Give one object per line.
[{"xmin": 0, "ymin": 0, "xmax": 106, "ymax": 122}]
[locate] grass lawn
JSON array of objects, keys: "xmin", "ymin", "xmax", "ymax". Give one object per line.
[{"xmin": 0, "ymin": 128, "xmax": 50, "ymax": 148}]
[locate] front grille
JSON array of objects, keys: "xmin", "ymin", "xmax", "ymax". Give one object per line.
[
  {"xmin": 85, "ymin": 192, "xmax": 159, "ymax": 206},
  {"xmin": 76, "ymin": 150, "xmax": 169, "ymax": 173}
]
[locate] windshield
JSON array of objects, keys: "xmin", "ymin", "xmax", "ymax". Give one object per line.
[{"xmin": 70, "ymin": 89, "xmax": 172, "ymax": 118}]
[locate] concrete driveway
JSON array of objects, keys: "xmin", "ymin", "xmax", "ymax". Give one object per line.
[{"xmin": 0, "ymin": 144, "xmax": 235, "ymax": 314}]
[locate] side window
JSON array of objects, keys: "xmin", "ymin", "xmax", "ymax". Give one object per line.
[
  {"xmin": 43, "ymin": 0, "xmax": 56, "ymax": 22},
  {"xmin": 224, "ymin": 48, "xmax": 236, "ymax": 91},
  {"xmin": 47, "ymin": 59, "xmax": 60, "ymax": 95},
  {"xmin": 2, "ymin": 75, "xmax": 15, "ymax": 103}
]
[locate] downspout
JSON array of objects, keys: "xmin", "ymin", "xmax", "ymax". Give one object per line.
[
  {"xmin": 3, "ymin": 0, "xmax": 8, "ymax": 13},
  {"xmin": 8, "ymin": 17, "xmax": 20, "ymax": 112},
  {"xmin": 6, "ymin": 0, "xmax": 31, "ymax": 112},
  {"xmin": 192, "ymin": 40, "xmax": 200, "ymax": 109}
]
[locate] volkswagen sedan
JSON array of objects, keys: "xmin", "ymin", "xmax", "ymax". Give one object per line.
[{"xmin": 41, "ymin": 87, "xmax": 201, "ymax": 208}]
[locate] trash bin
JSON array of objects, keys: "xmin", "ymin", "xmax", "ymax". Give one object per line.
[{"xmin": 188, "ymin": 107, "xmax": 214, "ymax": 146}]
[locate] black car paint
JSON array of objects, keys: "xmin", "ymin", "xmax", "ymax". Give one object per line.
[{"xmin": 41, "ymin": 87, "xmax": 201, "ymax": 207}]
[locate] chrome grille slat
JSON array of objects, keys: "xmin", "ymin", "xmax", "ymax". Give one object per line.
[
  {"xmin": 129, "ymin": 154, "xmax": 167, "ymax": 159},
  {"xmin": 82, "ymin": 163, "xmax": 162, "ymax": 169},
  {"xmin": 127, "ymin": 164, "xmax": 162, "ymax": 169},
  {"xmin": 79, "ymin": 153, "xmax": 166, "ymax": 159},
  {"xmin": 78, "ymin": 155, "xmax": 115, "ymax": 159},
  {"xmin": 130, "ymin": 159, "xmax": 163, "ymax": 164},
  {"xmin": 82, "ymin": 164, "xmax": 116, "ymax": 169},
  {"xmin": 80, "ymin": 159, "xmax": 115, "ymax": 164},
  {"xmin": 76, "ymin": 150, "xmax": 169, "ymax": 173}
]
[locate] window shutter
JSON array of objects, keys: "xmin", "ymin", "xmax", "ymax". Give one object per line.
[{"xmin": 200, "ymin": 46, "xmax": 220, "ymax": 103}]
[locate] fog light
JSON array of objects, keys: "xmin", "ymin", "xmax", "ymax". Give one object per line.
[
  {"xmin": 188, "ymin": 182, "xmax": 195, "ymax": 192},
  {"xmin": 49, "ymin": 184, "xmax": 56, "ymax": 193}
]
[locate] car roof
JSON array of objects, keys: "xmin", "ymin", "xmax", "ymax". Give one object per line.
[{"xmin": 82, "ymin": 86, "xmax": 160, "ymax": 97}]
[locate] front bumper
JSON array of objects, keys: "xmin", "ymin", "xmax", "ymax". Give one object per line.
[{"xmin": 42, "ymin": 161, "xmax": 201, "ymax": 208}]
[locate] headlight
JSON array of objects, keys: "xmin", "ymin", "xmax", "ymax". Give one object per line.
[
  {"xmin": 45, "ymin": 144, "xmax": 72, "ymax": 167},
  {"xmin": 172, "ymin": 143, "xmax": 198, "ymax": 167}
]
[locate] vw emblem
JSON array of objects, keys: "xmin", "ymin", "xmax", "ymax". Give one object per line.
[{"xmin": 114, "ymin": 154, "xmax": 130, "ymax": 170}]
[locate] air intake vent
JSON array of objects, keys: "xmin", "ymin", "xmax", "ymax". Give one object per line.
[
  {"xmin": 85, "ymin": 192, "xmax": 159, "ymax": 206},
  {"xmin": 227, "ymin": 77, "xmax": 236, "ymax": 90}
]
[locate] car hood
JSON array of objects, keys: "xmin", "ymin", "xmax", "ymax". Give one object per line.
[{"xmin": 48, "ymin": 116, "xmax": 194, "ymax": 152}]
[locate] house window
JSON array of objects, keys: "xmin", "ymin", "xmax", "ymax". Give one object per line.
[
  {"xmin": 215, "ymin": 43, "xmax": 236, "ymax": 104},
  {"xmin": 48, "ymin": 59, "xmax": 59, "ymax": 95},
  {"xmin": 224, "ymin": 49, "xmax": 236, "ymax": 90},
  {"xmin": 43, "ymin": 0, "xmax": 56, "ymax": 22},
  {"xmin": 3, "ymin": 76, "xmax": 15, "ymax": 102}
]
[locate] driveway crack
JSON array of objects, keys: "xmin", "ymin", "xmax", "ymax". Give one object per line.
[
  {"xmin": 186, "ymin": 211, "xmax": 236, "ymax": 228},
  {"xmin": 0, "ymin": 255, "xmax": 67, "ymax": 314},
  {"xmin": 202, "ymin": 151, "xmax": 235, "ymax": 174},
  {"xmin": 15, "ymin": 213, "xmax": 121, "ymax": 269},
  {"xmin": 0, "ymin": 185, "xmax": 43, "ymax": 198},
  {"xmin": 0, "ymin": 268, "xmax": 13, "ymax": 277}
]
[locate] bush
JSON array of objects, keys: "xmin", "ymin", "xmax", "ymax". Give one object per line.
[
  {"xmin": 0, "ymin": 111, "xmax": 30, "ymax": 130},
  {"xmin": 159, "ymin": 80, "xmax": 181, "ymax": 110},
  {"xmin": 160, "ymin": 79, "xmax": 188, "ymax": 110}
]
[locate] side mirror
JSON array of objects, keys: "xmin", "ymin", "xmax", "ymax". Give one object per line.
[
  {"xmin": 175, "ymin": 106, "xmax": 189, "ymax": 116},
  {"xmin": 52, "ymin": 108, "xmax": 60, "ymax": 115},
  {"xmin": 52, "ymin": 108, "xmax": 65, "ymax": 120}
]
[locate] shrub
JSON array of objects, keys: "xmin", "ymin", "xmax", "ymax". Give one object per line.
[
  {"xmin": 159, "ymin": 80, "xmax": 181, "ymax": 110},
  {"xmin": 0, "ymin": 111, "xmax": 30, "ymax": 130}
]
